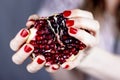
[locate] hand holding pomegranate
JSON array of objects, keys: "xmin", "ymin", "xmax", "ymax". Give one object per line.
[{"xmin": 10, "ymin": 9, "xmax": 99, "ymax": 73}]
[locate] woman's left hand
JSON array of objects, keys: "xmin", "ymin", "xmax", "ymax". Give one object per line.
[{"xmin": 59, "ymin": 9, "xmax": 100, "ymax": 70}]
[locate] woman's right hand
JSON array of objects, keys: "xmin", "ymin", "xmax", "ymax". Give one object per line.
[{"xmin": 10, "ymin": 15, "xmax": 48, "ymax": 73}]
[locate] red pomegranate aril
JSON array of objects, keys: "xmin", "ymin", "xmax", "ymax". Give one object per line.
[
  {"xmin": 36, "ymin": 31, "xmax": 43, "ymax": 35},
  {"xmin": 45, "ymin": 45, "xmax": 50, "ymax": 50},
  {"xmin": 73, "ymin": 51, "xmax": 78, "ymax": 55},
  {"xmin": 35, "ymin": 36, "xmax": 42, "ymax": 40},
  {"xmin": 30, "ymin": 40, "xmax": 36, "ymax": 45},
  {"xmin": 59, "ymin": 58, "xmax": 66, "ymax": 64},
  {"xmin": 59, "ymin": 58, "xmax": 64, "ymax": 63},
  {"xmin": 33, "ymin": 48, "xmax": 39, "ymax": 53},
  {"xmin": 48, "ymin": 40, "xmax": 53, "ymax": 44},
  {"xmin": 36, "ymin": 40, "xmax": 42, "ymax": 44},
  {"xmin": 66, "ymin": 54, "xmax": 70, "ymax": 58},
  {"xmin": 50, "ymin": 44, "xmax": 55, "ymax": 48},
  {"xmin": 62, "ymin": 35, "xmax": 67, "ymax": 40},
  {"xmin": 48, "ymin": 60, "xmax": 54, "ymax": 64},
  {"xmin": 27, "ymin": 13, "xmax": 86, "ymax": 65},
  {"xmin": 36, "ymin": 25, "xmax": 42, "ymax": 30},
  {"xmin": 71, "ymin": 48, "xmax": 76, "ymax": 52},
  {"xmin": 80, "ymin": 45, "xmax": 86, "ymax": 50},
  {"xmin": 54, "ymin": 59, "xmax": 59, "ymax": 63},
  {"xmin": 67, "ymin": 45, "xmax": 73, "ymax": 49},
  {"xmin": 46, "ymin": 56, "xmax": 51, "ymax": 60},
  {"xmin": 46, "ymin": 52, "xmax": 51, "ymax": 56},
  {"xmin": 63, "ymin": 55, "xmax": 67, "ymax": 59},
  {"xmin": 79, "ymin": 42, "xmax": 86, "ymax": 50},
  {"xmin": 64, "ymin": 50, "xmax": 69, "ymax": 54},
  {"xmin": 39, "ymin": 44, "xmax": 44, "ymax": 49},
  {"xmin": 44, "ymin": 40, "xmax": 48, "ymax": 44},
  {"xmin": 57, "ymin": 46, "xmax": 61, "ymax": 51},
  {"xmin": 54, "ymin": 54, "xmax": 59, "ymax": 58},
  {"xmin": 51, "ymin": 50, "xmax": 56, "ymax": 54},
  {"xmin": 47, "ymin": 36, "xmax": 52, "ymax": 40}
]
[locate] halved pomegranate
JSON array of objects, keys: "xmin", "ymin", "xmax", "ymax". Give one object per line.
[{"xmin": 27, "ymin": 13, "xmax": 86, "ymax": 66}]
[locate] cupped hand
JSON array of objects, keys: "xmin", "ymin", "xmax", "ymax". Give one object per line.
[
  {"xmin": 10, "ymin": 15, "xmax": 47, "ymax": 73},
  {"xmin": 61, "ymin": 9, "xmax": 99, "ymax": 70}
]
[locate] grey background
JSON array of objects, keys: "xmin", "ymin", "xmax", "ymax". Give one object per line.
[{"xmin": 0, "ymin": 0, "xmax": 53, "ymax": 80}]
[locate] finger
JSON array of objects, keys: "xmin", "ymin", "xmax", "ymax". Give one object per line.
[
  {"xmin": 66, "ymin": 18, "xmax": 100, "ymax": 36},
  {"xmin": 45, "ymin": 64, "xmax": 60, "ymax": 73},
  {"xmin": 28, "ymin": 14, "xmax": 40, "ymax": 20},
  {"xmin": 10, "ymin": 28, "xmax": 29, "ymax": 51},
  {"xmin": 61, "ymin": 50, "xmax": 85, "ymax": 70},
  {"xmin": 68, "ymin": 28, "xmax": 96, "ymax": 47},
  {"xmin": 26, "ymin": 14, "xmax": 40, "ymax": 28},
  {"xmin": 12, "ymin": 44, "xmax": 34, "ymax": 65},
  {"xmin": 63, "ymin": 9, "xmax": 94, "ymax": 19},
  {"xmin": 26, "ymin": 55, "xmax": 46, "ymax": 73}
]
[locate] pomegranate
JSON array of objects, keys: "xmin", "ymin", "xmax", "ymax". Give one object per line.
[{"xmin": 27, "ymin": 13, "xmax": 86, "ymax": 66}]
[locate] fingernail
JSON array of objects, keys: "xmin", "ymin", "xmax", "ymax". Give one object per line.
[
  {"xmin": 63, "ymin": 10, "xmax": 71, "ymax": 17},
  {"xmin": 70, "ymin": 27, "xmax": 77, "ymax": 34},
  {"xmin": 52, "ymin": 66, "xmax": 58, "ymax": 70},
  {"xmin": 66, "ymin": 20, "xmax": 74, "ymax": 27},
  {"xmin": 37, "ymin": 58, "xmax": 44, "ymax": 64},
  {"xmin": 24, "ymin": 45, "xmax": 32, "ymax": 53},
  {"xmin": 20, "ymin": 29, "xmax": 29, "ymax": 37},
  {"xmin": 64, "ymin": 65, "xmax": 69, "ymax": 69}
]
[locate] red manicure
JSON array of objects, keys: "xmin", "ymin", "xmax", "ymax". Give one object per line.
[
  {"xmin": 64, "ymin": 65, "xmax": 69, "ymax": 69},
  {"xmin": 63, "ymin": 10, "xmax": 71, "ymax": 17},
  {"xmin": 52, "ymin": 66, "xmax": 58, "ymax": 70},
  {"xmin": 24, "ymin": 45, "xmax": 32, "ymax": 53},
  {"xmin": 70, "ymin": 27, "xmax": 77, "ymax": 34},
  {"xmin": 66, "ymin": 20, "xmax": 74, "ymax": 27},
  {"xmin": 20, "ymin": 29, "xmax": 28, "ymax": 37},
  {"xmin": 37, "ymin": 58, "xmax": 44, "ymax": 64}
]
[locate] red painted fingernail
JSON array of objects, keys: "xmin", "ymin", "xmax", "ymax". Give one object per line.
[
  {"xmin": 64, "ymin": 65, "xmax": 69, "ymax": 69},
  {"xmin": 37, "ymin": 58, "xmax": 44, "ymax": 64},
  {"xmin": 52, "ymin": 66, "xmax": 58, "ymax": 70},
  {"xmin": 24, "ymin": 45, "xmax": 32, "ymax": 53},
  {"xmin": 63, "ymin": 10, "xmax": 71, "ymax": 17},
  {"xmin": 70, "ymin": 27, "xmax": 77, "ymax": 34},
  {"xmin": 20, "ymin": 29, "xmax": 29, "ymax": 37},
  {"xmin": 66, "ymin": 20, "xmax": 74, "ymax": 27}
]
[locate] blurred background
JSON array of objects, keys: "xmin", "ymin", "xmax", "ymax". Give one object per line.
[
  {"xmin": 0, "ymin": 0, "xmax": 53, "ymax": 80},
  {"xmin": 0, "ymin": 0, "xmax": 120, "ymax": 80}
]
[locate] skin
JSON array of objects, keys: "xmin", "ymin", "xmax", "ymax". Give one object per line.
[
  {"xmin": 10, "ymin": 9, "xmax": 99, "ymax": 73},
  {"xmin": 105, "ymin": 0, "xmax": 119, "ymax": 15}
]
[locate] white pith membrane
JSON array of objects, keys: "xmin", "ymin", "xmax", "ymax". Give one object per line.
[{"xmin": 26, "ymin": 15, "xmax": 80, "ymax": 65}]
